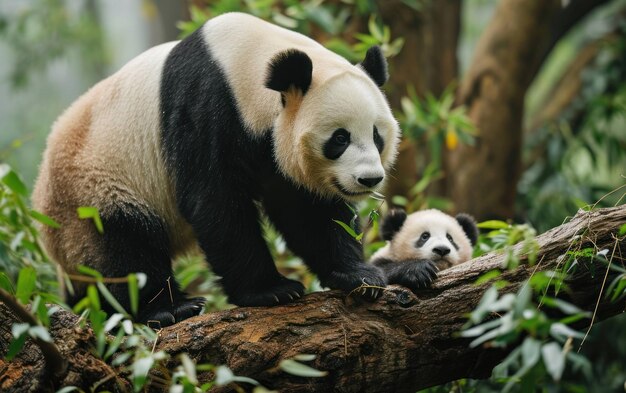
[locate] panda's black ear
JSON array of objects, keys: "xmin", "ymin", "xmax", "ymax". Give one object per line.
[
  {"xmin": 456, "ymin": 213, "xmax": 479, "ymax": 246},
  {"xmin": 265, "ymin": 49, "xmax": 313, "ymax": 95},
  {"xmin": 359, "ymin": 46, "xmax": 388, "ymax": 87},
  {"xmin": 381, "ymin": 209, "xmax": 407, "ymax": 241}
]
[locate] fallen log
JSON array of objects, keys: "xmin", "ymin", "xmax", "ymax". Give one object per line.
[{"xmin": 1, "ymin": 205, "xmax": 625, "ymax": 392}]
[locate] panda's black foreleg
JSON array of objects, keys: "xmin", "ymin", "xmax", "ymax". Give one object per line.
[
  {"xmin": 185, "ymin": 194, "xmax": 305, "ymax": 307},
  {"xmin": 262, "ymin": 185, "xmax": 385, "ymax": 300},
  {"xmin": 88, "ymin": 206, "xmax": 204, "ymax": 327}
]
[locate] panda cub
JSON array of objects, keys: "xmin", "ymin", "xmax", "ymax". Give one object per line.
[{"xmin": 370, "ymin": 209, "xmax": 478, "ymax": 291}]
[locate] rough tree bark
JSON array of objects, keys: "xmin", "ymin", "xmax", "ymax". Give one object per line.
[
  {"xmin": 1, "ymin": 205, "xmax": 625, "ymax": 392},
  {"xmin": 447, "ymin": 0, "xmax": 611, "ymax": 220}
]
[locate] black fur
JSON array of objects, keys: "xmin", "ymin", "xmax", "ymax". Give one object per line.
[
  {"xmin": 359, "ymin": 46, "xmax": 388, "ymax": 87},
  {"xmin": 373, "ymin": 126, "xmax": 384, "ymax": 153},
  {"xmin": 159, "ymin": 29, "xmax": 384, "ymax": 310},
  {"xmin": 380, "ymin": 208, "xmax": 407, "ymax": 241},
  {"xmin": 265, "ymin": 49, "xmax": 313, "ymax": 95},
  {"xmin": 372, "ymin": 257, "xmax": 438, "ymax": 291},
  {"xmin": 456, "ymin": 213, "xmax": 479, "ymax": 246},
  {"xmin": 415, "ymin": 232, "xmax": 430, "ymax": 248},
  {"xmin": 66, "ymin": 206, "xmax": 204, "ymax": 326},
  {"xmin": 323, "ymin": 129, "xmax": 350, "ymax": 160}
]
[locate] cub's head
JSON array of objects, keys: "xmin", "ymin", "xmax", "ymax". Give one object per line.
[
  {"xmin": 380, "ymin": 209, "xmax": 478, "ymax": 268},
  {"xmin": 265, "ymin": 46, "xmax": 400, "ymax": 201}
]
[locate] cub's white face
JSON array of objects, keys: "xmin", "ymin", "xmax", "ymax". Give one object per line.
[
  {"xmin": 389, "ymin": 209, "xmax": 473, "ymax": 267},
  {"xmin": 273, "ymin": 73, "xmax": 399, "ymax": 201}
]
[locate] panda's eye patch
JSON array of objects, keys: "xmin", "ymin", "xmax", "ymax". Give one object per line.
[
  {"xmin": 323, "ymin": 128, "xmax": 351, "ymax": 160},
  {"xmin": 415, "ymin": 231, "xmax": 430, "ymax": 248},
  {"xmin": 447, "ymin": 233, "xmax": 460, "ymax": 250},
  {"xmin": 373, "ymin": 126, "xmax": 384, "ymax": 153}
]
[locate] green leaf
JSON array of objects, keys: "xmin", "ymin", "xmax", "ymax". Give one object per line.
[
  {"xmin": 56, "ymin": 387, "xmax": 80, "ymax": 393},
  {"xmin": 550, "ymin": 323, "xmax": 584, "ymax": 340},
  {"xmin": 0, "ymin": 272, "xmax": 15, "ymax": 293},
  {"xmin": 77, "ymin": 206, "xmax": 104, "ymax": 234},
  {"xmin": 618, "ymin": 223, "xmax": 626, "ymax": 236},
  {"xmin": 5, "ymin": 332, "xmax": 27, "ymax": 360},
  {"xmin": 97, "ymin": 281, "xmax": 128, "ymax": 316},
  {"xmin": 293, "ymin": 354, "xmax": 317, "ymax": 362},
  {"xmin": 77, "ymin": 265, "xmax": 102, "ymax": 279},
  {"xmin": 477, "ymin": 220, "xmax": 509, "ymax": 230},
  {"xmin": 521, "ymin": 337, "xmax": 541, "ymax": 370},
  {"xmin": 609, "ymin": 276, "xmax": 626, "ymax": 302},
  {"xmin": 132, "ymin": 356, "xmax": 155, "ymax": 391},
  {"xmin": 542, "ymin": 342, "xmax": 565, "ymax": 381},
  {"xmin": 87, "ymin": 285, "xmax": 101, "ymax": 311},
  {"xmin": 332, "ymin": 219, "xmax": 359, "ymax": 239},
  {"xmin": 15, "ymin": 267, "xmax": 37, "ymax": 304},
  {"xmin": 279, "ymin": 359, "xmax": 328, "ymax": 377},
  {"xmin": 474, "ymin": 270, "xmax": 501, "ymax": 285},
  {"xmin": 128, "ymin": 273, "xmax": 139, "ymax": 316},
  {"xmin": 215, "ymin": 365, "xmax": 259, "ymax": 386},
  {"xmin": 29, "ymin": 210, "xmax": 61, "ymax": 228},
  {"xmin": 0, "ymin": 165, "xmax": 28, "ymax": 196},
  {"xmin": 28, "ymin": 325, "xmax": 52, "ymax": 342}
]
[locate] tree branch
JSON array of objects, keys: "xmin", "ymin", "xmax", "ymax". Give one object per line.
[
  {"xmin": 0, "ymin": 288, "xmax": 67, "ymax": 382},
  {"xmin": 1, "ymin": 205, "xmax": 625, "ymax": 392}
]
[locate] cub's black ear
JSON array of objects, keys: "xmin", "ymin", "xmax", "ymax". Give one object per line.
[
  {"xmin": 265, "ymin": 49, "xmax": 313, "ymax": 95},
  {"xmin": 359, "ymin": 46, "xmax": 388, "ymax": 87},
  {"xmin": 456, "ymin": 213, "xmax": 479, "ymax": 246},
  {"xmin": 381, "ymin": 208, "xmax": 407, "ymax": 241}
]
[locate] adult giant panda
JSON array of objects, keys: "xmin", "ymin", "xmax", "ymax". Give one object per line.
[
  {"xmin": 370, "ymin": 209, "xmax": 478, "ymax": 291},
  {"xmin": 33, "ymin": 12, "xmax": 400, "ymax": 326}
]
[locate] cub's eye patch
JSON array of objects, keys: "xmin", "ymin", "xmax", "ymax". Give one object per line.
[
  {"xmin": 373, "ymin": 126, "xmax": 384, "ymax": 153},
  {"xmin": 447, "ymin": 233, "xmax": 460, "ymax": 250},
  {"xmin": 415, "ymin": 231, "xmax": 430, "ymax": 248},
  {"xmin": 323, "ymin": 128, "xmax": 350, "ymax": 160}
]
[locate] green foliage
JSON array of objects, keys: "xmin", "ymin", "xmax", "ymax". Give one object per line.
[
  {"xmin": 0, "ymin": 164, "xmax": 57, "ymax": 291},
  {"xmin": 459, "ymin": 220, "xmax": 596, "ymax": 393},
  {"xmin": 0, "ymin": 0, "xmax": 108, "ymax": 88},
  {"xmin": 519, "ymin": 23, "xmax": 626, "ymax": 232},
  {"xmin": 177, "ymin": 0, "xmax": 402, "ymax": 62},
  {"xmin": 400, "ymin": 84, "xmax": 476, "ymax": 166}
]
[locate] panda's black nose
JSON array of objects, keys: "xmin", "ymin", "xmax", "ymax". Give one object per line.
[
  {"xmin": 358, "ymin": 177, "xmax": 383, "ymax": 188},
  {"xmin": 433, "ymin": 246, "xmax": 450, "ymax": 257}
]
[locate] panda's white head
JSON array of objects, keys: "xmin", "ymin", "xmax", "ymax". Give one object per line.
[
  {"xmin": 377, "ymin": 209, "xmax": 479, "ymax": 268},
  {"xmin": 265, "ymin": 47, "xmax": 400, "ymax": 201}
]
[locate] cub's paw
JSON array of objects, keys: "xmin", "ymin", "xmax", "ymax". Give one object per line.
[
  {"xmin": 322, "ymin": 264, "xmax": 386, "ymax": 300},
  {"xmin": 173, "ymin": 297, "xmax": 206, "ymax": 321},
  {"xmin": 229, "ymin": 277, "xmax": 305, "ymax": 307},
  {"xmin": 387, "ymin": 259, "xmax": 438, "ymax": 292},
  {"xmin": 139, "ymin": 297, "xmax": 206, "ymax": 328}
]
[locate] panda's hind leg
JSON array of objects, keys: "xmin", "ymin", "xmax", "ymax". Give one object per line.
[{"xmin": 80, "ymin": 204, "xmax": 205, "ymax": 327}]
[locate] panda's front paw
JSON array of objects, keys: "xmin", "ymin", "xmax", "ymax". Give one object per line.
[
  {"xmin": 139, "ymin": 296, "xmax": 206, "ymax": 328},
  {"xmin": 322, "ymin": 263, "xmax": 386, "ymax": 300},
  {"xmin": 228, "ymin": 277, "xmax": 305, "ymax": 307},
  {"xmin": 387, "ymin": 259, "xmax": 438, "ymax": 292}
]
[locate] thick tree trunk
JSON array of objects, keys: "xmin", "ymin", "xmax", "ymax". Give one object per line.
[
  {"xmin": 446, "ymin": 0, "xmax": 611, "ymax": 220},
  {"xmin": 1, "ymin": 205, "xmax": 625, "ymax": 392},
  {"xmin": 377, "ymin": 0, "xmax": 462, "ymax": 200}
]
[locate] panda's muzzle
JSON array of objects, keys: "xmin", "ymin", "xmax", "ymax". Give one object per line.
[{"xmin": 332, "ymin": 179, "xmax": 372, "ymax": 197}]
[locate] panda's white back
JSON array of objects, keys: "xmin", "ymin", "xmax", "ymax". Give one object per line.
[{"xmin": 33, "ymin": 41, "xmax": 196, "ymax": 261}]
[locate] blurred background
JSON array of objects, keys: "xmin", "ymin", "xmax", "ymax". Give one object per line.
[{"xmin": 0, "ymin": 0, "xmax": 625, "ymax": 391}]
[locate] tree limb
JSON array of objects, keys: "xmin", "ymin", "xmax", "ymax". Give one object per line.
[{"xmin": 1, "ymin": 205, "xmax": 625, "ymax": 392}]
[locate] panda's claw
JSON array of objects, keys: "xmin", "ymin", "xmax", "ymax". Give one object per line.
[{"xmin": 291, "ymin": 291, "xmax": 301, "ymax": 299}]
